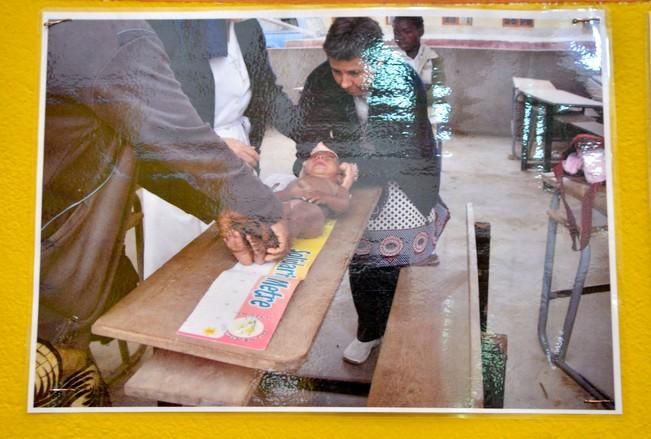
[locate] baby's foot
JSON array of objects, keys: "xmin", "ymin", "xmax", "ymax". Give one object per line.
[{"xmin": 222, "ymin": 229, "xmax": 253, "ymax": 265}]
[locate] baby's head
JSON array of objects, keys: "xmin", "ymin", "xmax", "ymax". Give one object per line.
[{"xmin": 303, "ymin": 142, "xmax": 340, "ymax": 182}]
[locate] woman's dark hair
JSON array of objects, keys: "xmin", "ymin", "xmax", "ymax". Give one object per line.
[
  {"xmin": 392, "ymin": 16, "xmax": 424, "ymax": 32},
  {"xmin": 323, "ymin": 17, "xmax": 384, "ymax": 60}
]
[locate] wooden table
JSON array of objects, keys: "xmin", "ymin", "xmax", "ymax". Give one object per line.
[
  {"xmin": 517, "ymin": 87, "xmax": 602, "ymax": 171},
  {"xmin": 93, "ymin": 187, "xmax": 380, "ymax": 373}
]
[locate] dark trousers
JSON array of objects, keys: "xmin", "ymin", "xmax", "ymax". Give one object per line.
[{"xmin": 348, "ymin": 262, "xmax": 401, "ymax": 342}]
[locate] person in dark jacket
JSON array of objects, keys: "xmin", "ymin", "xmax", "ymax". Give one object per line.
[
  {"xmin": 36, "ymin": 19, "xmax": 289, "ymax": 406},
  {"xmin": 148, "ymin": 19, "xmax": 296, "ymax": 155},
  {"xmin": 142, "ymin": 19, "xmax": 298, "ymax": 276},
  {"xmin": 392, "ymin": 16, "xmax": 451, "ymax": 265},
  {"xmin": 294, "ymin": 17, "xmax": 447, "ymax": 364}
]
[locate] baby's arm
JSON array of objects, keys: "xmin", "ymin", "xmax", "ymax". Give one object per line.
[
  {"xmin": 274, "ymin": 180, "xmax": 302, "ymax": 202},
  {"xmin": 339, "ymin": 162, "xmax": 359, "ymax": 190},
  {"xmin": 301, "ymin": 184, "xmax": 350, "ymax": 215},
  {"xmin": 276, "ymin": 178, "xmax": 350, "ymax": 215},
  {"xmin": 325, "ymin": 185, "xmax": 351, "ymax": 214}
]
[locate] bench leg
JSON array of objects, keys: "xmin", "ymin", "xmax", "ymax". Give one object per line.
[{"xmin": 475, "ymin": 222, "xmax": 491, "ymax": 333}]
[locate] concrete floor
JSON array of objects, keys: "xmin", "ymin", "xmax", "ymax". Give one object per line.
[
  {"xmin": 95, "ymin": 131, "xmax": 615, "ymax": 410},
  {"xmin": 435, "ymin": 134, "xmax": 613, "ymax": 410}
]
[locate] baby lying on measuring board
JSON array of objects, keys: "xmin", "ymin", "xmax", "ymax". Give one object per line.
[
  {"xmin": 222, "ymin": 142, "xmax": 357, "ymax": 263},
  {"xmin": 275, "ymin": 142, "xmax": 357, "ymax": 240}
]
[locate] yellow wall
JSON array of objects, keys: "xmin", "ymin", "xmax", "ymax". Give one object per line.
[{"xmin": 1, "ymin": 1, "xmax": 650, "ymax": 437}]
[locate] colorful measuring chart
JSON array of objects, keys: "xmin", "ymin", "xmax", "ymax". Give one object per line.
[{"xmin": 178, "ymin": 221, "xmax": 335, "ymax": 350}]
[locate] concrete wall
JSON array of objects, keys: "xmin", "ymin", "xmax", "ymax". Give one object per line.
[
  {"xmin": 268, "ymin": 47, "xmax": 593, "ymax": 137},
  {"xmin": 435, "ymin": 48, "xmax": 591, "ymax": 136},
  {"xmin": 268, "ymin": 47, "xmax": 327, "ymax": 104}
]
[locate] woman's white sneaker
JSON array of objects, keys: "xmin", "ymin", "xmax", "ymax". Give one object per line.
[{"xmin": 343, "ymin": 338, "xmax": 381, "ymax": 364}]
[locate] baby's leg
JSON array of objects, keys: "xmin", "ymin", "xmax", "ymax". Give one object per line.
[{"xmin": 285, "ymin": 200, "xmax": 326, "ymax": 239}]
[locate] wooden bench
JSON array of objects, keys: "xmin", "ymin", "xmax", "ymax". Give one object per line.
[
  {"xmin": 124, "ymin": 349, "xmax": 261, "ymax": 406},
  {"xmin": 367, "ymin": 204, "xmax": 484, "ymax": 408}
]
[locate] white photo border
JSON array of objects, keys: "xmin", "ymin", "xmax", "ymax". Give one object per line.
[{"xmin": 29, "ymin": 6, "xmax": 620, "ymax": 414}]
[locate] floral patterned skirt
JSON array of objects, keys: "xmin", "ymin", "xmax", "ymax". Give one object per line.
[{"xmin": 353, "ymin": 181, "xmax": 449, "ymax": 268}]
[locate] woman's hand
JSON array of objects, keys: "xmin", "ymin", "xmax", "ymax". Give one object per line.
[
  {"xmin": 265, "ymin": 219, "xmax": 290, "ymax": 263},
  {"xmin": 222, "ymin": 137, "xmax": 260, "ymax": 169}
]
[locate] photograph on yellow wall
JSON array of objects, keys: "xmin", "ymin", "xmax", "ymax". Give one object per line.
[{"xmin": 29, "ymin": 7, "xmax": 620, "ymax": 413}]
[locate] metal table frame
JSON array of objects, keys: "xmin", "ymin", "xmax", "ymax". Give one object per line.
[
  {"xmin": 510, "ymin": 77, "xmax": 555, "ymax": 161},
  {"xmin": 537, "ymin": 188, "xmax": 614, "ymax": 410}
]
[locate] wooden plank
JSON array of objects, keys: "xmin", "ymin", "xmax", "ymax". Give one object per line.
[
  {"xmin": 93, "ymin": 187, "xmax": 380, "ymax": 371},
  {"xmin": 124, "ymin": 349, "xmax": 261, "ymax": 406},
  {"xmin": 367, "ymin": 204, "xmax": 484, "ymax": 408},
  {"xmin": 542, "ymin": 173, "xmax": 607, "ymax": 215},
  {"xmin": 367, "ymin": 265, "xmax": 470, "ymax": 407},
  {"xmin": 547, "ymin": 208, "xmax": 607, "ymax": 236}
]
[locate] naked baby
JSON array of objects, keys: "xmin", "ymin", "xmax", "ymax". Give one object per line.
[
  {"xmin": 275, "ymin": 142, "xmax": 357, "ymax": 240},
  {"xmin": 222, "ymin": 143, "xmax": 357, "ymax": 264}
]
